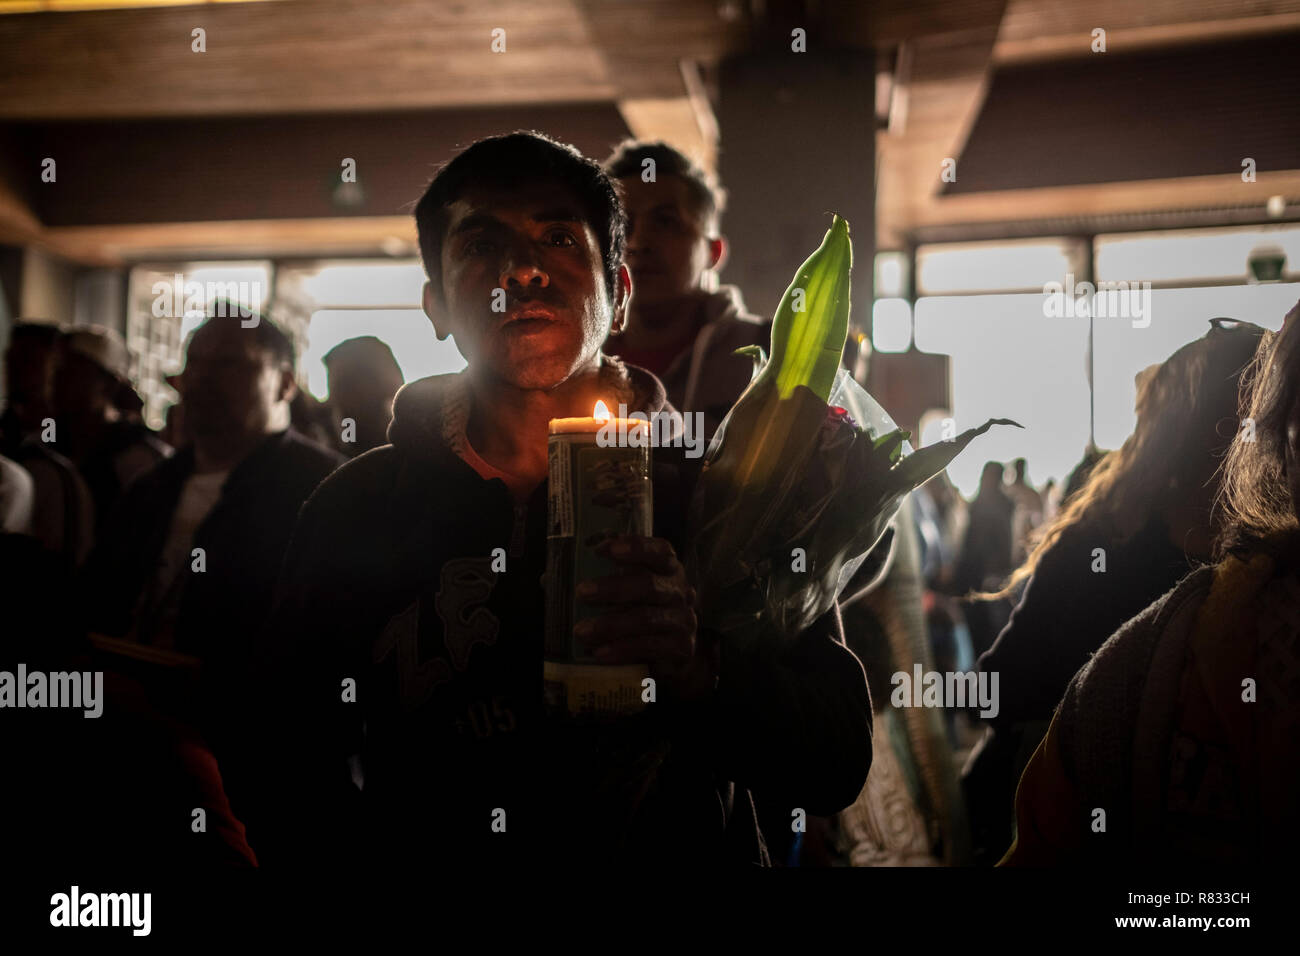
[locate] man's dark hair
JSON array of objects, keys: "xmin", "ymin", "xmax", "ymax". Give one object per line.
[
  {"xmin": 414, "ymin": 131, "xmax": 626, "ymax": 300},
  {"xmin": 604, "ymin": 140, "xmax": 724, "ymax": 226},
  {"xmin": 190, "ymin": 305, "xmax": 295, "ymax": 369},
  {"xmin": 322, "ymin": 335, "xmax": 401, "ymax": 378}
]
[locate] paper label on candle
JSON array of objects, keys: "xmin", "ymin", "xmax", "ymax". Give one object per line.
[{"xmin": 547, "ymin": 438, "xmax": 573, "ymax": 538}]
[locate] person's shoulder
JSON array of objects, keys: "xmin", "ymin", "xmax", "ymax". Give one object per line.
[
  {"xmin": 1058, "ymin": 565, "xmax": 1212, "ymax": 728},
  {"xmin": 278, "ymin": 429, "xmax": 347, "ymax": 474},
  {"xmin": 302, "ymin": 441, "xmax": 400, "ymax": 506},
  {"xmin": 106, "ymin": 419, "xmax": 166, "ymax": 455},
  {"xmin": 704, "ymin": 286, "xmax": 766, "ymax": 325}
]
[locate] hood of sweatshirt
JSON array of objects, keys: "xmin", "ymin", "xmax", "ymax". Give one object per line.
[
  {"xmin": 701, "ymin": 284, "xmax": 765, "ymax": 329},
  {"xmin": 386, "ymin": 357, "xmax": 677, "ymax": 463}
]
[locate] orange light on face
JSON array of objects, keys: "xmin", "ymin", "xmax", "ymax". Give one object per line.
[{"xmin": 593, "ymin": 400, "xmax": 611, "ymax": 421}]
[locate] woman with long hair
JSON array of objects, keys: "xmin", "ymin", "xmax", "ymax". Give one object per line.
[
  {"xmin": 1005, "ymin": 303, "xmax": 1300, "ymax": 864},
  {"xmin": 961, "ymin": 318, "xmax": 1265, "ymax": 864}
]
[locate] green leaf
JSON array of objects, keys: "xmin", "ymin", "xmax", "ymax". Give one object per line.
[
  {"xmin": 890, "ymin": 418, "xmax": 1023, "ymax": 491},
  {"xmin": 762, "ymin": 215, "xmax": 853, "ymax": 403},
  {"xmin": 734, "ymin": 344, "xmax": 768, "ymax": 382}
]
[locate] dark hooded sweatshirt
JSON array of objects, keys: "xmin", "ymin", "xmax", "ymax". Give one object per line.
[{"xmin": 253, "ymin": 364, "xmax": 872, "ymax": 869}]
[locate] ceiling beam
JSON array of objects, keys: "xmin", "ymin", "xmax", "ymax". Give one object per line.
[
  {"xmin": 912, "ymin": 171, "xmax": 1300, "ymax": 231},
  {"xmin": 42, "ymin": 215, "xmax": 419, "ymax": 265},
  {"xmin": 995, "ymin": 0, "xmax": 1300, "ymax": 63},
  {"xmin": 0, "ymin": 0, "xmax": 616, "ymax": 119}
]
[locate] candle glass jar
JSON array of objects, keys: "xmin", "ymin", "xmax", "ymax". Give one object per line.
[{"xmin": 544, "ymin": 415, "xmax": 653, "ymax": 721}]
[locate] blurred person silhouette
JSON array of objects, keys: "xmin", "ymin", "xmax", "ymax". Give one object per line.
[
  {"xmin": 159, "ymin": 399, "xmax": 188, "ymax": 450},
  {"xmin": 951, "ymin": 461, "xmax": 1017, "ymax": 659},
  {"xmin": 601, "ymin": 140, "xmax": 768, "ymax": 439},
  {"xmin": 0, "ymin": 452, "xmax": 33, "ymax": 534},
  {"xmin": 289, "ymin": 388, "xmax": 335, "ymax": 450},
  {"xmin": 833, "ymin": 492, "xmax": 973, "ymax": 866},
  {"xmin": 1061, "ymin": 444, "xmax": 1108, "ymax": 505},
  {"xmin": 79, "ymin": 308, "xmax": 344, "ymax": 824},
  {"xmin": 1041, "ymin": 477, "xmax": 1059, "ymax": 523},
  {"xmin": 1, "ymin": 320, "xmax": 58, "ymax": 452},
  {"xmin": 322, "ymin": 335, "xmax": 405, "ymax": 456},
  {"xmin": 1005, "ymin": 308, "xmax": 1299, "ymax": 866},
  {"xmin": 968, "ymin": 318, "xmax": 1265, "ymax": 865},
  {"xmin": 52, "ymin": 325, "xmax": 170, "ymax": 535},
  {"xmin": 1, "ymin": 322, "xmax": 94, "ymax": 565},
  {"xmin": 1007, "ymin": 458, "xmax": 1044, "ymax": 565}
]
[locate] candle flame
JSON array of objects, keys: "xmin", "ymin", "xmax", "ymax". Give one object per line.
[{"xmin": 593, "ymin": 400, "xmax": 611, "ymax": 421}]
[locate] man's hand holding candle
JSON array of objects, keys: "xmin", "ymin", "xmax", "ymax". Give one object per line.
[{"xmin": 574, "ymin": 534, "xmax": 717, "ymax": 702}]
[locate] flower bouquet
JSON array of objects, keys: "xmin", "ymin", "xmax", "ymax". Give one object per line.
[{"xmin": 686, "ymin": 214, "xmax": 1018, "ymax": 643}]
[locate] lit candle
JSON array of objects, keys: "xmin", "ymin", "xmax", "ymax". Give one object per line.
[
  {"xmin": 547, "ymin": 399, "xmax": 650, "ymax": 439},
  {"xmin": 543, "ymin": 400, "xmax": 654, "ymax": 721}
]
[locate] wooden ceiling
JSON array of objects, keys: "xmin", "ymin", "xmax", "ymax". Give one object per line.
[
  {"xmin": 875, "ymin": 0, "xmax": 1300, "ymax": 248},
  {"xmin": 1, "ymin": 0, "xmax": 1297, "ymax": 263}
]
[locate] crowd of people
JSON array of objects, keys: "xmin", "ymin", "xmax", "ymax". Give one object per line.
[{"xmin": 1, "ymin": 131, "xmax": 1295, "ymax": 870}]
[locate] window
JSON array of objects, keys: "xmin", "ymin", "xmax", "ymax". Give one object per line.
[
  {"xmin": 914, "ymin": 294, "xmax": 1090, "ymax": 496},
  {"xmin": 916, "ymin": 238, "xmax": 1084, "ymax": 296},
  {"xmin": 274, "ymin": 260, "xmax": 466, "ymax": 401},
  {"xmin": 125, "ymin": 261, "xmax": 271, "ymax": 430},
  {"xmin": 910, "ymin": 227, "xmax": 1300, "ymax": 495}
]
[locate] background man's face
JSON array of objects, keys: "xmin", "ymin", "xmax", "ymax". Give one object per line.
[
  {"xmin": 52, "ymin": 349, "xmax": 114, "ymax": 421},
  {"xmin": 618, "ymin": 174, "xmax": 714, "ymax": 308},
  {"xmin": 327, "ymin": 363, "xmax": 402, "ymax": 446},
  {"xmin": 434, "ymin": 180, "xmax": 617, "ymax": 391},
  {"xmin": 179, "ymin": 325, "xmax": 287, "ymax": 442},
  {"xmin": 5, "ymin": 337, "xmax": 56, "ymax": 424}
]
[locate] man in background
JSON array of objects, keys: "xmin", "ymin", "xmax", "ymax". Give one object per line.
[
  {"xmin": 602, "ymin": 140, "xmax": 768, "ymax": 438},
  {"xmin": 52, "ymin": 326, "xmax": 170, "ymax": 535},
  {"xmin": 952, "ymin": 461, "xmax": 1017, "ymax": 657},
  {"xmin": 1006, "ymin": 458, "xmax": 1044, "ymax": 565},
  {"xmin": 1, "ymin": 322, "xmax": 95, "ymax": 564},
  {"xmin": 80, "ymin": 310, "xmax": 343, "ymax": 821},
  {"xmin": 322, "ymin": 335, "xmax": 405, "ymax": 456}
]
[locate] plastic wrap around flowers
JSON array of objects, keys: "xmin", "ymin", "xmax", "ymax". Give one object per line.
[{"xmin": 685, "ymin": 215, "xmax": 1019, "ymax": 644}]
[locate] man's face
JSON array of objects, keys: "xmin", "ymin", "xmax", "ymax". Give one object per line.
[
  {"xmin": 178, "ymin": 325, "xmax": 288, "ymax": 442},
  {"xmin": 327, "ymin": 364, "xmax": 401, "ymax": 443},
  {"xmin": 428, "ymin": 180, "xmax": 626, "ymax": 390},
  {"xmin": 52, "ymin": 349, "xmax": 113, "ymax": 420},
  {"xmin": 5, "ymin": 337, "xmax": 55, "ymax": 413},
  {"xmin": 618, "ymin": 174, "xmax": 717, "ymax": 308}
]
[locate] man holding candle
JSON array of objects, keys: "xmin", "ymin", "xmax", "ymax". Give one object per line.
[{"xmin": 253, "ymin": 132, "xmax": 872, "ymax": 869}]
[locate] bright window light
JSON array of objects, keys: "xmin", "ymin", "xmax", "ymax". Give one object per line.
[
  {"xmin": 916, "ymin": 239, "xmax": 1081, "ymax": 296},
  {"xmin": 914, "ymin": 294, "xmax": 1090, "ymax": 496},
  {"xmin": 874, "ymin": 251, "xmax": 908, "ymax": 299},
  {"xmin": 872, "ymin": 298, "xmax": 912, "ymax": 352},
  {"xmin": 302, "ymin": 309, "xmax": 465, "ymax": 401},
  {"xmin": 297, "ymin": 261, "xmax": 428, "ymax": 308},
  {"xmin": 1091, "ymin": 282, "xmax": 1300, "ymax": 449},
  {"xmin": 1095, "ymin": 225, "xmax": 1300, "ymax": 285}
]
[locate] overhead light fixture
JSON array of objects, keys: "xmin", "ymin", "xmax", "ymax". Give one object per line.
[{"xmin": 1247, "ymin": 244, "xmax": 1287, "ymax": 283}]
